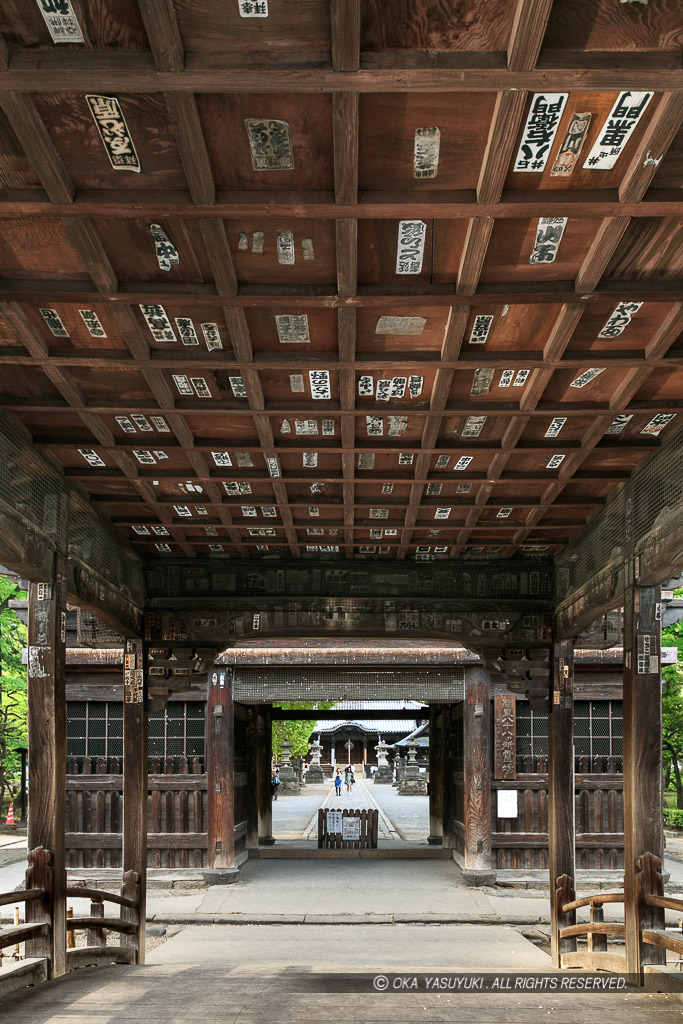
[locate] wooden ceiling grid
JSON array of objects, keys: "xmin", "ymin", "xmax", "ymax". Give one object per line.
[{"xmin": 0, "ymin": 0, "xmax": 680, "ymax": 563}]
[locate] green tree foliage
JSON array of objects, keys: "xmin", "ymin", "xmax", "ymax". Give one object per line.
[
  {"xmin": 272, "ymin": 701, "xmax": 336, "ymax": 759},
  {"xmin": 0, "ymin": 575, "xmax": 28, "ymax": 809},
  {"xmin": 662, "ymin": 600, "xmax": 683, "ymax": 808}
]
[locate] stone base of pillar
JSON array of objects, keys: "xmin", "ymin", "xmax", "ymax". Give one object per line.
[
  {"xmin": 427, "ymin": 834, "xmax": 443, "ymax": 845},
  {"xmin": 201, "ymin": 868, "xmax": 240, "ymax": 885},
  {"xmin": 373, "ymin": 767, "xmax": 393, "ymax": 784},
  {"xmin": 399, "ymin": 772, "xmax": 428, "ymax": 795},
  {"xmin": 306, "ymin": 766, "xmax": 325, "ymax": 784},
  {"xmin": 258, "ymin": 835, "xmax": 276, "ymax": 846},
  {"xmin": 460, "ymin": 867, "xmax": 496, "ymax": 887}
]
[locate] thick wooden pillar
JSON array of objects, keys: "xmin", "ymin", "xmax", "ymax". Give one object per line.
[
  {"xmin": 463, "ymin": 668, "xmax": 493, "ymax": 881},
  {"xmin": 549, "ymin": 639, "xmax": 576, "ymax": 968},
  {"xmin": 258, "ymin": 705, "xmax": 275, "ymax": 845},
  {"xmin": 207, "ymin": 666, "xmax": 236, "ymax": 874},
  {"xmin": 27, "ymin": 554, "xmax": 67, "ymax": 978},
  {"xmin": 428, "ymin": 704, "xmax": 444, "ymax": 845},
  {"xmin": 623, "ymin": 581, "xmax": 665, "ymax": 974},
  {"xmin": 122, "ymin": 637, "xmax": 148, "ymax": 963},
  {"xmin": 246, "ymin": 706, "xmax": 259, "ymax": 851}
]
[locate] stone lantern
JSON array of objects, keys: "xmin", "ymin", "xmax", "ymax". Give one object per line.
[
  {"xmin": 306, "ymin": 735, "xmax": 325, "ymax": 784},
  {"xmin": 373, "ymin": 737, "xmax": 393, "ymax": 784}
]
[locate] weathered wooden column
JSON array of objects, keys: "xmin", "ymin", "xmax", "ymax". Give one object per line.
[
  {"xmin": 27, "ymin": 555, "xmax": 67, "ymax": 978},
  {"xmin": 122, "ymin": 637, "xmax": 148, "ymax": 962},
  {"xmin": 428, "ymin": 704, "xmax": 444, "ymax": 845},
  {"xmin": 441, "ymin": 705, "xmax": 457, "ymax": 850},
  {"xmin": 246, "ymin": 706, "xmax": 259, "ymax": 851},
  {"xmin": 623, "ymin": 581, "xmax": 665, "ymax": 975},
  {"xmin": 258, "ymin": 704, "xmax": 275, "ymax": 845},
  {"xmin": 206, "ymin": 666, "xmax": 237, "ymax": 879},
  {"xmin": 548, "ymin": 639, "xmax": 577, "ymax": 968},
  {"xmin": 463, "ymin": 668, "xmax": 493, "ymax": 883}
]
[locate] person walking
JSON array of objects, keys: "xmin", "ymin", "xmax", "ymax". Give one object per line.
[
  {"xmin": 344, "ymin": 764, "xmax": 354, "ymax": 793},
  {"xmin": 272, "ymin": 770, "xmax": 281, "ymax": 801},
  {"xmin": 334, "ymin": 771, "xmax": 342, "ymax": 797}
]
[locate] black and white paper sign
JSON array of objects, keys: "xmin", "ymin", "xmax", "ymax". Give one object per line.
[
  {"xmin": 141, "ymin": 304, "xmax": 177, "ymax": 343},
  {"xmin": 387, "ymin": 415, "xmax": 407, "ymax": 436},
  {"xmin": 151, "ymin": 416, "xmax": 170, "ymax": 432},
  {"xmin": 238, "ymin": 0, "xmax": 268, "ymax": 16},
  {"xmin": 79, "ymin": 448, "xmax": 105, "ymax": 467},
  {"xmin": 641, "ymin": 413, "xmax": 676, "ymax": 436},
  {"xmin": 366, "ymin": 416, "xmax": 383, "ymax": 436},
  {"xmin": 133, "ymin": 450, "xmax": 156, "ymax": 465},
  {"xmin": 456, "ymin": 483, "xmax": 471, "ymax": 493},
  {"xmin": 358, "ymin": 453, "xmax": 375, "ymax": 469},
  {"xmin": 116, "ymin": 416, "xmax": 136, "ymax": 433},
  {"xmin": 309, "ymin": 370, "xmax": 331, "ymax": 400},
  {"xmin": 435, "ymin": 455, "xmax": 450, "ymax": 469},
  {"xmin": 295, "ymin": 419, "xmax": 318, "ymax": 435},
  {"xmin": 570, "ymin": 367, "xmax": 605, "ymax": 389},
  {"xmin": 35, "ymin": 0, "xmax": 84, "ymax": 43},
  {"xmin": 290, "ymin": 374, "xmax": 305, "ymax": 393},
  {"xmin": 276, "ymin": 314, "xmax": 309, "ymax": 343},
  {"xmin": 426, "ymin": 483, "xmax": 442, "ymax": 495},
  {"xmin": 212, "ymin": 452, "xmax": 233, "ymax": 467},
  {"xmin": 546, "ymin": 454, "xmax": 565, "ymax": 469},
  {"xmin": 40, "ymin": 308, "xmax": 69, "ymax": 337},
  {"xmin": 86, "ymin": 95, "xmax": 140, "ymax": 172},
  {"xmin": 376, "ymin": 379, "xmax": 392, "ymax": 401},
  {"xmin": 201, "ymin": 323, "xmax": 223, "ymax": 350},
  {"xmin": 382, "ymin": 483, "xmax": 395, "ymax": 494},
  {"xmin": 358, "ymin": 375, "xmax": 374, "ymax": 397},
  {"xmin": 469, "ymin": 315, "xmax": 494, "ymax": 345},
  {"xmin": 583, "ymin": 91, "xmax": 652, "ymax": 171},
  {"xmin": 172, "ymin": 374, "xmax": 194, "ymax": 396},
  {"xmin": 398, "ymin": 453, "xmax": 413, "ymax": 465},
  {"xmin": 396, "ymin": 220, "xmax": 426, "ymax": 275},
  {"xmin": 390, "ymin": 377, "xmax": 407, "ymax": 399},
  {"xmin": 322, "ymin": 419, "xmax": 335, "ymax": 435},
  {"xmin": 598, "ymin": 301, "xmax": 643, "ymax": 339},
  {"xmin": 550, "ymin": 112, "xmax": 592, "ymax": 177},
  {"xmin": 266, "ymin": 457, "xmax": 281, "ymax": 477},
  {"xmin": 303, "ymin": 452, "xmax": 318, "ymax": 468},
  {"xmin": 413, "ymin": 127, "xmax": 440, "ymax": 179},
  {"xmin": 191, "ymin": 377, "xmax": 212, "ymax": 398},
  {"xmin": 529, "ymin": 217, "xmax": 567, "ymax": 264},
  {"xmin": 229, "ymin": 376, "xmax": 247, "ymax": 399},
  {"xmin": 245, "ymin": 118, "xmax": 294, "ymax": 170},
  {"xmin": 513, "ymin": 93, "xmax": 568, "ymax": 172},
  {"xmin": 434, "ymin": 508, "xmax": 451, "ymax": 520},
  {"xmin": 462, "ymin": 415, "xmax": 486, "ymax": 437},
  {"xmin": 175, "ymin": 317, "xmax": 199, "ymax": 346},
  {"xmin": 375, "ymin": 316, "xmax": 426, "ymax": 335},
  {"xmin": 408, "ymin": 375, "xmax": 423, "ymax": 398},
  {"xmin": 471, "ymin": 368, "xmax": 494, "ymax": 395},
  {"xmin": 545, "ymin": 417, "xmax": 567, "ymax": 438},
  {"xmin": 605, "ymin": 413, "xmax": 633, "ymax": 435},
  {"xmin": 454, "ymin": 456, "xmax": 473, "ymax": 471},
  {"xmin": 514, "ymin": 369, "xmax": 530, "ymax": 386},
  {"xmin": 79, "ymin": 309, "xmax": 106, "ymax": 337},
  {"xmin": 276, "ymin": 230, "xmax": 296, "ymax": 265},
  {"xmin": 150, "ymin": 224, "xmax": 179, "ymax": 272},
  {"xmin": 499, "ymin": 369, "xmax": 514, "ymax": 388},
  {"xmin": 130, "ymin": 414, "xmax": 152, "ymax": 431},
  {"xmin": 497, "ymin": 508, "xmax": 512, "ymax": 518},
  {"xmin": 370, "ymin": 508, "xmax": 389, "ymax": 519}
]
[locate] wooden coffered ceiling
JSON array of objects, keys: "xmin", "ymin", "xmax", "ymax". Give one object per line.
[{"xmin": 0, "ymin": 0, "xmax": 681, "ymax": 564}]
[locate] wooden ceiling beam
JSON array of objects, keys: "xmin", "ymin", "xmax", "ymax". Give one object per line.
[
  {"xmin": 199, "ymin": 220, "xmax": 238, "ymax": 296},
  {"xmin": 477, "ymin": 92, "xmax": 528, "ymax": 205},
  {"xmin": 330, "ymin": 0, "xmax": 361, "ymax": 72},
  {"xmin": 165, "ymin": 93, "xmax": 216, "ymax": 206},
  {"xmin": 619, "ymin": 91, "xmax": 683, "ymax": 205},
  {"xmin": 507, "ymin": 0, "xmax": 554, "ymax": 71},
  {"xmin": 137, "ymin": 0, "xmax": 184, "ymax": 72},
  {"xmin": 0, "ymin": 92, "xmax": 74, "ymax": 204},
  {"xmin": 645, "ymin": 303, "xmax": 683, "ymax": 361},
  {"xmin": 456, "ymin": 217, "xmax": 495, "ymax": 296},
  {"xmin": 333, "ymin": 92, "xmax": 359, "ymax": 206},
  {"xmin": 61, "ymin": 218, "xmax": 119, "ymax": 293},
  {"xmin": 575, "ymin": 218, "xmax": 631, "ymax": 294}
]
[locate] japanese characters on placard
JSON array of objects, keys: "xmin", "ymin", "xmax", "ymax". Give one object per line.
[
  {"xmin": 598, "ymin": 301, "xmax": 643, "ymax": 338},
  {"xmin": 245, "ymin": 119, "xmax": 294, "ymax": 170},
  {"xmin": 40, "ymin": 308, "xmax": 69, "ymax": 337},
  {"xmin": 583, "ymin": 91, "xmax": 653, "ymax": 170},
  {"xmin": 570, "ymin": 367, "xmax": 605, "ymax": 388},
  {"xmin": 375, "ymin": 316, "xmax": 426, "ymax": 335},
  {"xmin": 86, "ymin": 95, "xmax": 141, "ymax": 172},
  {"xmin": 413, "ymin": 127, "xmax": 441, "ymax": 179},
  {"xmin": 175, "ymin": 317, "xmax": 199, "ymax": 346},
  {"xmin": 605, "ymin": 413, "xmax": 633, "ymax": 435},
  {"xmin": 229, "ymin": 376, "xmax": 247, "ymax": 399},
  {"xmin": 35, "ymin": 0, "xmax": 84, "ymax": 43},
  {"xmin": 276, "ymin": 230, "xmax": 296, "ymax": 265},
  {"xmin": 453, "ymin": 456, "xmax": 473, "ymax": 471},
  {"xmin": 545, "ymin": 417, "xmax": 567, "ymax": 438},
  {"xmin": 550, "ymin": 112, "xmax": 592, "ymax": 177},
  {"xmin": 469, "ymin": 315, "xmax": 494, "ymax": 345},
  {"xmin": 546, "ymin": 454, "xmax": 565, "ymax": 469},
  {"xmin": 471, "ymin": 368, "xmax": 494, "ymax": 395},
  {"xmin": 641, "ymin": 413, "xmax": 676, "ymax": 436},
  {"xmin": 79, "ymin": 449, "xmax": 105, "ymax": 467},
  {"xmin": 79, "ymin": 309, "xmax": 106, "ymax": 337},
  {"xmin": 396, "ymin": 220, "xmax": 426, "ymax": 275},
  {"xmin": 529, "ymin": 217, "xmax": 567, "ymax": 264},
  {"xmin": 462, "ymin": 416, "xmax": 486, "ymax": 437},
  {"xmin": 513, "ymin": 93, "xmax": 568, "ymax": 172},
  {"xmin": 309, "ymin": 370, "xmax": 331, "ymax": 400},
  {"xmin": 276, "ymin": 314, "xmax": 310, "ymax": 343},
  {"xmin": 238, "ymin": 0, "xmax": 268, "ymax": 16},
  {"xmin": 494, "ymin": 695, "xmax": 516, "ymax": 780},
  {"xmin": 140, "ymin": 304, "xmax": 177, "ymax": 343},
  {"xmin": 201, "ymin": 323, "xmax": 223, "ymax": 350},
  {"xmin": 150, "ymin": 224, "xmax": 179, "ymax": 272}
]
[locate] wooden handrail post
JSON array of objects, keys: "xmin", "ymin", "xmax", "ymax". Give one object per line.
[
  {"xmin": 554, "ymin": 874, "xmax": 577, "ymax": 964},
  {"xmin": 119, "ymin": 869, "xmax": 141, "ymax": 960},
  {"xmin": 623, "ymin": 581, "xmax": 665, "ymax": 978},
  {"xmin": 549, "ymin": 639, "xmax": 576, "ymax": 967},
  {"xmin": 87, "ymin": 899, "xmax": 105, "ymax": 948},
  {"xmin": 587, "ymin": 901, "xmax": 607, "ymax": 952},
  {"xmin": 24, "ymin": 847, "xmax": 53, "ymax": 966}
]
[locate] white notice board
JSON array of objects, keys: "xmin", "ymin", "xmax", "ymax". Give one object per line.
[
  {"xmin": 497, "ymin": 790, "xmax": 519, "ymax": 819},
  {"xmin": 326, "ymin": 810, "xmax": 342, "ymax": 833},
  {"xmin": 342, "ymin": 816, "xmax": 361, "ymax": 840}
]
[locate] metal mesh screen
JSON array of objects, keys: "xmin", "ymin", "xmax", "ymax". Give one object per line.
[
  {"xmin": 232, "ymin": 665, "xmax": 465, "ymax": 702},
  {"xmin": 69, "ymin": 490, "xmax": 144, "ymax": 607},
  {"xmin": 575, "ymin": 610, "xmax": 623, "ymax": 650},
  {"xmin": 77, "ymin": 608, "xmax": 125, "ymax": 648},
  {"xmin": 556, "ymin": 424, "xmax": 683, "ymax": 603}
]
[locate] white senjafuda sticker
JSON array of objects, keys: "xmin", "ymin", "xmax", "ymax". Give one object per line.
[
  {"xmin": 469, "ymin": 315, "xmax": 494, "ymax": 345},
  {"xmin": 413, "ymin": 127, "xmax": 440, "ymax": 179},
  {"xmin": 276, "ymin": 230, "xmax": 295, "ymax": 265},
  {"xmin": 238, "ymin": 0, "xmax": 268, "ymax": 16},
  {"xmin": 173, "ymin": 375, "xmax": 194, "ymax": 396},
  {"xmin": 462, "ymin": 416, "xmax": 486, "ymax": 437},
  {"xmin": 546, "ymin": 454, "xmax": 565, "ymax": 469},
  {"xmin": 276, "ymin": 315, "xmax": 309, "ymax": 343},
  {"xmin": 175, "ymin": 318, "xmax": 199, "ymax": 346},
  {"xmin": 605, "ymin": 413, "xmax": 633, "ymax": 435},
  {"xmin": 375, "ymin": 316, "xmax": 426, "ymax": 335},
  {"xmin": 396, "ymin": 220, "xmax": 426, "ymax": 275},
  {"xmin": 79, "ymin": 449, "xmax": 105, "ymax": 467},
  {"xmin": 513, "ymin": 93, "xmax": 568, "ymax": 172},
  {"xmin": 201, "ymin": 323, "xmax": 223, "ymax": 350},
  {"xmin": 245, "ymin": 119, "xmax": 294, "ymax": 170},
  {"xmin": 40, "ymin": 308, "xmax": 69, "ymax": 337},
  {"xmin": 545, "ymin": 417, "xmax": 567, "ymax": 438},
  {"xmin": 309, "ymin": 370, "xmax": 331, "ymax": 400},
  {"xmin": 358, "ymin": 376, "xmax": 373, "ymax": 397},
  {"xmin": 570, "ymin": 367, "xmax": 605, "ymax": 388},
  {"xmin": 529, "ymin": 217, "xmax": 567, "ymax": 264},
  {"xmin": 86, "ymin": 95, "xmax": 140, "ymax": 172},
  {"xmin": 140, "ymin": 304, "xmax": 176, "ymax": 343},
  {"xmin": 583, "ymin": 91, "xmax": 653, "ymax": 171},
  {"xmin": 35, "ymin": 0, "xmax": 84, "ymax": 42},
  {"xmin": 641, "ymin": 413, "xmax": 676, "ymax": 436},
  {"xmin": 79, "ymin": 309, "xmax": 106, "ymax": 338},
  {"xmin": 150, "ymin": 224, "xmax": 179, "ymax": 272},
  {"xmin": 598, "ymin": 301, "xmax": 643, "ymax": 339},
  {"xmin": 550, "ymin": 112, "xmax": 592, "ymax": 177},
  {"xmin": 471, "ymin": 368, "xmax": 494, "ymax": 395}
]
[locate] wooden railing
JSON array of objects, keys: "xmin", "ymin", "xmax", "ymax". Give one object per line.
[
  {"xmin": 0, "ymin": 847, "xmax": 143, "ymax": 999},
  {"xmin": 554, "ymin": 852, "xmax": 682, "ymax": 983},
  {"xmin": 317, "ymin": 808, "xmax": 378, "ymax": 849}
]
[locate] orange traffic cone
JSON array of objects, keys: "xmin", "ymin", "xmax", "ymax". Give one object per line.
[{"xmin": 5, "ymin": 802, "xmax": 14, "ymax": 826}]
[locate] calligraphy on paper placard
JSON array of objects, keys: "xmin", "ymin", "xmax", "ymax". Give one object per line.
[{"xmin": 494, "ymin": 695, "xmax": 517, "ymax": 780}]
